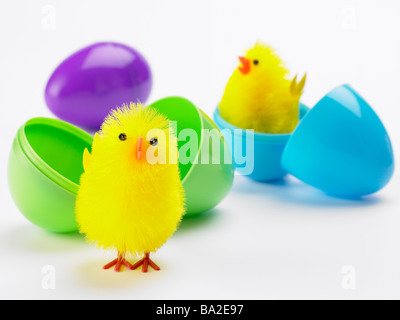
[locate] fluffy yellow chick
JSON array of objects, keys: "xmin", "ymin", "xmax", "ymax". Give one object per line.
[
  {"xmin": 75, "ymin": 102, "xmax": 185, "ymax": 272},
  {"xmin": 219, "ymin": 42, "xmax": 306, "ymax": 133}
]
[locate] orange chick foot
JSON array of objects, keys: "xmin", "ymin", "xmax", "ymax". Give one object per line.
[
  {"xmin": 132, "ymin": 253, "xmax": 160, "ymax": 273},
  {"xmin": 103, "ymin": 254, "xmax": 134, "ymax": 272}
]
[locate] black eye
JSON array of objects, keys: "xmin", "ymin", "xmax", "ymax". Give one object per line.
[
  {"xmin": 149, "ymin": 137, "xmax": 158, "ymax": 146},
  {"xmin": 253, "ymin": 60, "xmax": 259, "ymax": 65},
  {"xmin": 119, "ymin": 133, "xmax": 127, "ymax": 141}
]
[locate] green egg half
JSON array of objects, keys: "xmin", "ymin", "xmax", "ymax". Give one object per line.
[
  {"xmin": 8, "ymin": 117, "xmax": 92, "ymax": 233},
  {"xmin": 149, "ymin": 96, "xmax": 234, "ymax": 216}
]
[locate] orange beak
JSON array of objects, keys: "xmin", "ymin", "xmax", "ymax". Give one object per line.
[
  {"xmin": 238, "ymin": 56, "xmax": 250, "ymax": 75},
  {"xmin": 136, "ymin": 137, "xmax": 143, "ymax": 160}
]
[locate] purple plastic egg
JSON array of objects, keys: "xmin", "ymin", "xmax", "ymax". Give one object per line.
[{"xmin": 45, "ymin": 42, "xmax": 152, "ymax": 129}]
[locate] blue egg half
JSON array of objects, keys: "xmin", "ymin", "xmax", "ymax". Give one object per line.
[{"xmin": 282, "ymin": 84, "xmax": 394, "ymax": 198}]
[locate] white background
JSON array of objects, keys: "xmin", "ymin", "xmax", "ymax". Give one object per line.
[{"xmin": 1, "ymin": 0, "xmax": 399, "ymax": 300}]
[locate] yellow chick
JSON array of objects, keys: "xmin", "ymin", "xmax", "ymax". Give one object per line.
[
  {"xmin": 75, "ymin": 102, "xmax": 185, "ymax": 272},
  {"xmin": 219, "ymin": 41, "xmax": 306, "ymax": 134}
]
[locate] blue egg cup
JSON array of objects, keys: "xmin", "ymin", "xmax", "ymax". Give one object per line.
[{"xmin": 214, "ymin": 103, "xmax": 310, "ymax": 182}]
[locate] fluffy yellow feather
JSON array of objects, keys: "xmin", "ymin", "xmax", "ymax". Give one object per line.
[
  {"xmin": 75, "ymin": 102, "xmax": 185, "ymax": 272},
  {"xmin": 219, "ymin": 41, "xmax": 306, "ymax": 134}
]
